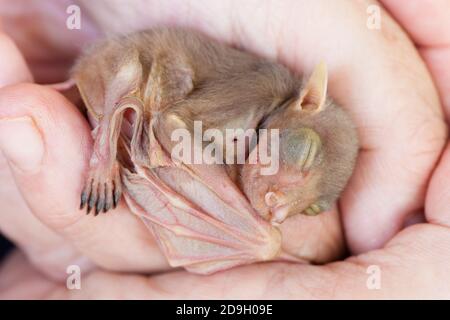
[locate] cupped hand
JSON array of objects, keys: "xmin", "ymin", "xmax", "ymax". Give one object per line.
[{"xmin": 0, "ymin": 0, "xmax": 448, "ymax": 298}]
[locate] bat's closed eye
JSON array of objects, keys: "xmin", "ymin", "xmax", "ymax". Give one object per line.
[{"xmin": 280, "ymin": 127, "xmax": 322, "ymax": 172}]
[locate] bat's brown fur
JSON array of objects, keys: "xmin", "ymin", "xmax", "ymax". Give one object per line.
[{"xmin": 71, "ymin": 28, "xmax": 358, "ymax": 271}]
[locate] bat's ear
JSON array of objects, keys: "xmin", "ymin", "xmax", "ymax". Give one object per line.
[
  {"xmin": 295, "ymin": 62, "xmax": 328, "ymax": 112},
  {"xmin": 143, "ymin": 54, "xmax": 194, "ymax": 110}
]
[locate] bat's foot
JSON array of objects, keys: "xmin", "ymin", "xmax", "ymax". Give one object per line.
[{"xmin": 80, "ymin": 161, "xmax": 122, "ymax": 215}]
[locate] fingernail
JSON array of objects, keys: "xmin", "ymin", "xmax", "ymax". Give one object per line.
[{"xmin": 0, "ymin": 116, "xmax": 44, "ymax": 173}]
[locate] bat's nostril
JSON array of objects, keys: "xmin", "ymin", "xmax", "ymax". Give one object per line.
[
  {"xmin": 264, "ymin": 191, "xmax": 278, "ymax": 207},
  {"xmin": 264, "ymin": 190, "xmax": 287, "ymax": 208}
]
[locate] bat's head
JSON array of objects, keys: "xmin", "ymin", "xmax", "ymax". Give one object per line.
[{"xmin": 241, "ymin": 62, "xmax": 359, "ymax": 224}]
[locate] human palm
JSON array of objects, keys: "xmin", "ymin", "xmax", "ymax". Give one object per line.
[{"xmin": 0, "ymin": 0, "xmax": 448, "ymax": 299}]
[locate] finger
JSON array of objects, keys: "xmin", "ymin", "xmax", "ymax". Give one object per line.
[
  {"xmin": 420, "ymin": 47, "xmax": 450, "ymax": 120},
  {"xmin": 84, "ymin": 0, "xmax": 447, "ymax": 253},
  {"xmin": 0, "ymin": 250, "xmax": 58, "ymax": 299},
  {"xmin": 33, "ymin": 223, "xmax": 449, "ymax": 299},
  {"xmin": 0, "ymin": 83, "xmax": 169, "ymax": 274},
  {"xmin": 380, "ymin": 0, "xmax": 450, "ymax": 47},
  {"xmin": 0, "ymin": 33, "xmax": 33, "ymax": 85},
  {"xmin": 380, "ymin": 0, "xmax": 450, "ymax": 223},
  {"xmin": 279, "ymin": 205, "xmax": 345, "ymax": 263},
  {"xmin": 381, "ymin": 0, "xmax": 450, "ymax": 120},
  {"xmin": 0, "ymin": 0, "xmax": 101, "ymax": 83},
  {"xmin": 2, "ymin": 225, "xmax": 449, "ymax": 299},
  {"xmin": 148, "ymin": 224, "xmax": 450, "ymax": 299},
  {"xmin": 426, "ymin": 142, "xmax": 450, "ymax": 226},
  {"xmin": 0, "ymin": 32, "xmax": 91, "ymax": 280}
]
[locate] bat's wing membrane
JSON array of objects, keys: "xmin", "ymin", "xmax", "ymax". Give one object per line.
[{"xmin": 121, "ymin": 126, "xmax": 281, "ymax": 274}]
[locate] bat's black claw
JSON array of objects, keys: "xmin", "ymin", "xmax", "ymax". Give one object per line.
[
  {"xmin": 81, "ymin": 179, "xmax": 94, "ymax": 215},
  {"xmin": 113, "ymin": 189, "xmax": 121, "ymax": 209},
  {"xmin": 96, "ymin": 198, "xmax": 105, "ymax": 216},
  {"xmin": 103, "ymin": 201, "xmax": 111, "ymax": 213},
  {"xmin": 80, "ymin": 191, "xmax": 87, "ymax": 210},
  {"xmin": 87, "ymin": 195, "xmax": 95, "ymax": 215}
]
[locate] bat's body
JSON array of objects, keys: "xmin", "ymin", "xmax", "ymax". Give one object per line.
[{"xmin": 72, "ymin": 28, "xmax": 358, "ymax": 274}]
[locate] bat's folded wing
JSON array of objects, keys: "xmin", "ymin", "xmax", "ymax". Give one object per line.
[{"xmin": 121, "ymin": 139, "xmax": 282, "ymax": 274}]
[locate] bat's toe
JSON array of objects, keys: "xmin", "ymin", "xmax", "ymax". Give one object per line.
[{"xmin": 81, "ymin": 162, "xmax": 122, "ymax": 215}]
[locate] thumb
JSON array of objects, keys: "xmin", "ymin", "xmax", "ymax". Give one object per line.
[
  {"xmin": 0, "ymin": 83, "xmax": 168, "ymax": 274},
  {"xmin": 0, "ymin": 32, "xmax": 90, "ymax": 280}
]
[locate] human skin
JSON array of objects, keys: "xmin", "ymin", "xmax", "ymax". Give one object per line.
[{"xmin": 0, "ymin": 0, "xmax": 449, "ymax": 298}]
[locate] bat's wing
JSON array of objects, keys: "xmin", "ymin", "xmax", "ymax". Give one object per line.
[{"xmin": 121, "ymin": 126, "xmax": 282, "ymax": 274}]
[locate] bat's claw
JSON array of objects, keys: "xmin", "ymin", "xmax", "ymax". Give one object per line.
[{"xmin": 80, "ymin": 162, "xmax": 122, "ymax": 215}]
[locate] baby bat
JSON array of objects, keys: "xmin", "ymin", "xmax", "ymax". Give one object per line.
[{"xmin": 70, "ymin": 28, "xmax": 358, "ymax": 274}]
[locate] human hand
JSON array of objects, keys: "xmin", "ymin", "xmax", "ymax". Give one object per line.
[
  {"xmin": 0, "ymin": 0, "xmax": 447, "ymax": 298},
  {"xmin": 0, "ymin": 4, "xmax": 169, "ymax": 277}
]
